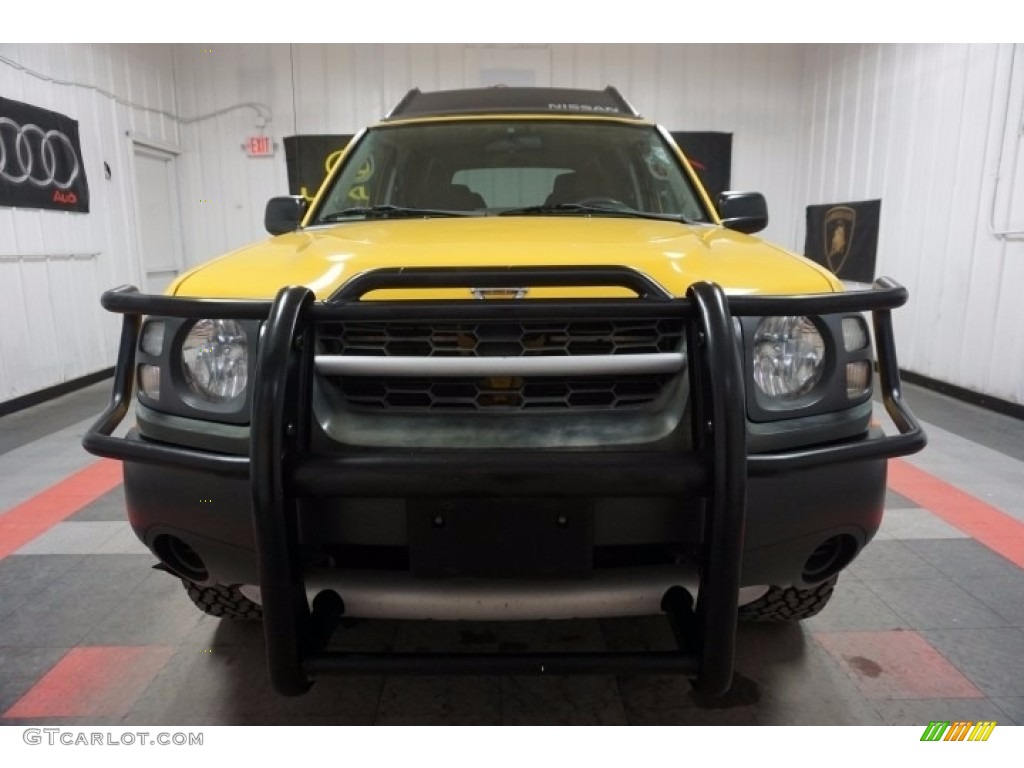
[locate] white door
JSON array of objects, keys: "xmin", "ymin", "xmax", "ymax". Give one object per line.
[{"xmin": 132, "ymin": 143, "xmax": 185, "ymax": 294}]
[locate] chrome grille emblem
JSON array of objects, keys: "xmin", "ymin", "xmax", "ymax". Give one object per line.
[{"xmin": 470, "ymin": 287, "xmax": 529, "ymax": 300}]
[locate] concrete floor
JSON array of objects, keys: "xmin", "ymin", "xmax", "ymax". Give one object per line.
[{"xmin": 1, "ymin": 380, "xmax": 1022, "ymax": 725}]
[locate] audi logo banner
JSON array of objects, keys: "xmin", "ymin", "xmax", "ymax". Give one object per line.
[{"xmin": 0, "ymin": 96, "xmax": 90, "ymax": 213}]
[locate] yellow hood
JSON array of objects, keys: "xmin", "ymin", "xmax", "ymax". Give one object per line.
[{"xmin": 169, "ymin": 218, "xmax": 841, "ymax": 300}]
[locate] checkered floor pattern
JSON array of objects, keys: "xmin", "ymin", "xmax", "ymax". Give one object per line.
[{"xmin": 1, "ymin": 383, "xmax": 1022, "ymax": 725}]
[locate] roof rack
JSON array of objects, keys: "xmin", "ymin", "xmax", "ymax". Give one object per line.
[{"xmin": 383, "ymin": 86, "xmax": 643, "ymax": 121}]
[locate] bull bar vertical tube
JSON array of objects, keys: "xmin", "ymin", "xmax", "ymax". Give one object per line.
[
  {"xmin": 251, "ymin": 285, "xmax": 316, "ymax": 696},
  {"xmin": 688, "ymin": 281, "xmax": 747, "ymax": 696}
]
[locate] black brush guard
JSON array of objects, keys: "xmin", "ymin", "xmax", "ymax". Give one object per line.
[{"xmin": 83, "ymin": 267, "xmax": 925, "ymax": 696}]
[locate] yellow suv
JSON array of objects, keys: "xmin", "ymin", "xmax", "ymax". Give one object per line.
[{"xmin": 85, "ymin": 86, "xmax": 925, "ymax": 697}]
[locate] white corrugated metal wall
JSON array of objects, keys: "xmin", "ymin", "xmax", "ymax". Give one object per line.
[
  {"xmin": 794, "ymin": 43, "xmax": 1024, "ymax": 405},
  {"xmin": 3, "ymin": 44, "xmax": 1022, "ymax": 406},
  {"xmin": 169, "ymin": 44, "xmax": 809, "ymax": 266},
  {"xmin": 0, "ymin": 43, "xmax": 177, "ymax": 403}
]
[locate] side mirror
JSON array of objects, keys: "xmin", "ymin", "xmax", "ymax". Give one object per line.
[
  {"xmin": 265, "ymin": 196, "xmax": 307, "ymax": 235},
  {"xmin": 718, "ymin": 191, "xmax": 768, "ymax": 234}
]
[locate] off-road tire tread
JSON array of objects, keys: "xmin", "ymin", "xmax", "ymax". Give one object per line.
[
  {"xmin": 182, "ymin": 579, "xmax": 263, "ymax": 620},
  {"xmin": 738, "ymin": 575, "xmax": 838, "ymax": 622}
]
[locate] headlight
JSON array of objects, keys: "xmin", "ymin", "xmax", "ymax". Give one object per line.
[
  {"xmin": 180, "ymin": 319, "xmax": 248, "ymax": 402},
  {"xmin": 752, "ymin": 316, "xmax": 825, "ymax": 398}
]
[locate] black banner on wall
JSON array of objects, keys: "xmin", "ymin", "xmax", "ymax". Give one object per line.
[
  {"xmin": 283, "ymin": 134, "xmax": 354, "ymax": 200},
  {"xmin": 804, "ymin": 199, "xmax": 881, "ymax": 282},
  {"xmin": 0, "ymin": 96, "xmax": 90, "ymax": 213},
  {"xmin": 671, "ymin": 132, "xmax": 732, "ymax": 205}
]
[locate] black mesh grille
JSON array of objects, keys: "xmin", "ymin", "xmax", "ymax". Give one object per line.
[
  {"xmin": 317, "ymin": 319, "xmax": 684, "ymax": 357},
  {"xmin": 317, "ymin": 319, "xmax": 684, "ymax": 412},
  {"xmin": 337, "ymin": 374, "xmax": 674, "ymax": 411}
]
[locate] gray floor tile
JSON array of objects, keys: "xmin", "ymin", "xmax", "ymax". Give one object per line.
[
  {"xmin": 599, "ymin": 615, "xmax": 676, "ymax": 653},
  {"xmin": 0, "ymin": 716, "xmax": 125, "ymax": 727},
  {"xmin": 129, "ymin": 643, "xmax": 382, "ymax": 721},
  {"xmin": 94, "ymin": 526, "xmax": 149, "ymax": 555},
  {"xmin": 0, "ymin": 381, "xmax": 108, "ymax": 456},
  {"xmin": 615, "ymin": 673, "xmax": 699, "ymax": 712},
  {"xmin": 0, "ymin": 554, "xmax": 84, "ymax": 595},
  {"xmin": 804, "ymin": 580, "xmax": 909, "ymax": 631},
  {"xmin": 735, "ymin": 625, "xmax": 878, "ymax": 714},
  {"xmin": 992, "ymin": 697, "xmax": 1024, "ymax": 725},
  {"xmin": 84, "ymin": 645, "xmax": 265, "ymax": 721},
  {"xmin": 904, "ymin": 424, "xmax": 1024, "ymax": 524},
  {"xmin": 627, "ymin": 705, "xmax": 758, "ymax": 725},
  {"xmin": 885, "ymin": 489, "xmax": 920, "ymax": 509},
  {"xmin": 392, "ymin": 620, "xmax": 501, "ymax": 653},
  {"xmin": 863, "ymin": 578, "xmax": 1011, "ymax": 630},
  {"xmin": 599, "ymin": 616, "xmax": 703, "ymax": 713},
  {"xmin": 896, "ymin": 383, "xmax": 1024, "ymax": 464},
  {"xmin": 68, "ymin": 487, "xmax": 127, "ymax": 522},
  {"xmin": 374, "ymin": 712, "xmax": 500, "ymax": 725},
  {"xmin": 872, "ymin": 698, "xmax": 1013, "ymax": 726},
  {"xmin": 501, "ymin": 675, "xmax": 628, "ymax": 724},
  {"xmin": 0, "ymin": 593, "xmax": 29, "ymax": 623},
  {"xmin": 0, "ymin": 587, "xmax": 119, "ymax": 647},
  {"xmin": 0, "ymin": 646, "xmax": 68, "ymax": 712},
  {"xmin": 498, "ymin": 619, "xmax": 607, "ymax": 653},
  {"xmin": 183, "ymin": 613, "xmax": 267, "ymax": 649},
  {"xmin": 733, "ymin": 621, "xmax": 812, "ymax": 670},
  {"xmin": 81, "ymin": 571, "xmax": 205, "ymax": 646},
  {"xmin": 326, "ymin": 618, "xmax": 400, "ymax": 652},
  {"xmin": 875, "ymin": 509, "xmax": 968, "ymax": 540},
  {"xmin": 119, "ymin": 712, "xmax": 373, "ymax": 726},
  {"xmin": 958, "ymin": 575, "xmax": 1024, "ymax": 626},
  {"xmin": 847, "ymin": 540, "xmax": 944, "ymax": 580},
  {"xmin": 263, "ymin": 675, "xmax": 383, "ymax": 720},
  {"xmin": 756, "ymin": 697, "xmax": 884, "ymax": 725},
  {"xmin": 903, "ymin": 539, "xmax": 1023, "ymax": 581},
  {"xmin": 14, "ymin": 522, "xmax": 126, "ymax": 555},
  {"xmin": 377, "ymin": 676, "xmax": 500, "ymax": 720},
  {"xmin": 0, "ymin": 555, "xmax": 152, "ymax": 647},
  {"xmin": 923, "ymin": 628, "xmax": 1024, "ymax": 697}
]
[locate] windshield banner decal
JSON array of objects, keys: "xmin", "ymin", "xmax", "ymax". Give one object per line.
[
  {"xmin": 284, "ymin": 134, "xmax": 354, "ymax": 202},
  {"xmin": 671, "ymin": 132, "xmax": 732, "ymax": 206}
]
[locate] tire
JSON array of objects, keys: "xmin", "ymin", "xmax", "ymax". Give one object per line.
[
  {"xmin": 738, "ymin": 575, "xmax": 838, "ymax": 622},
  {"xmin": 182, "ymin": 579, "xmax": 263, "ymax": 620}
]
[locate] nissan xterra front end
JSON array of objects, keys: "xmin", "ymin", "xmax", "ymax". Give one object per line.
[{"xmin": 84, "ymin": 86, "xmax": 925, "ymax": 696}]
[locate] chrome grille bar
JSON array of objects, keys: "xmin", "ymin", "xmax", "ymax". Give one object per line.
[{"xmin": 315, "ymin": 352, "xmax": 685, "ymax": 378}]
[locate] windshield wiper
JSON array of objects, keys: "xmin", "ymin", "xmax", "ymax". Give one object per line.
[
  {"xmin": 318, "ymin": 205, "xmax": 474, "ymax": 223},
  {"xmin": 499, "ymin": 202, "xmax": 695, "ymax": 224}
]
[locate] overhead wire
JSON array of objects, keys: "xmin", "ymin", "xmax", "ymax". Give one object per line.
[{"xmin": 0, "ymin": 52, "xmax": 272, "ymax": 127}]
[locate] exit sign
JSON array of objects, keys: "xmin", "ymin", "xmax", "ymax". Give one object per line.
[{"xmin": 245, "ymin": 135, "xmax": 274, "ymax": 157}]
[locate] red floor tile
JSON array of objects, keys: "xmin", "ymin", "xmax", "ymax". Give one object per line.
[
  {"xmin": 0, "ymin": 460, "xmax": 122, "ymax": 560},
  {"xmin": 888, "ymin": 459, "xmax": 1024, "ymax": 569},
  {"xmin": 3, "ymin": 645, "xmax": 174, "ymax": 718},
  {"xmin": 815, "ymin": 630, "xmax": 985, "ymax": 700}
]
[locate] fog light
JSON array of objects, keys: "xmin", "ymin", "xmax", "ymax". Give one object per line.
[
  {"xmin": 846, "ymin": 361, "xmax": 871, "ymax": 398},
  {"xmin": 139, "ymin": 364, "xmax": 161, "ymax": 400},
  {"xmin": 841, "ymin": 317, "xmax": 868, "ymax": 351}
]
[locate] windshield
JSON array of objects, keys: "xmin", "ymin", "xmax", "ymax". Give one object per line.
[{"xmin": 310, "ymin": 120, "xmax": 711, "ymax": 224}]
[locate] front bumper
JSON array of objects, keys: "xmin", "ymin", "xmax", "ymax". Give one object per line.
[
  {"xmin": 83, "ymin": 268, "xmax": 925, "ymax": 696},
  {"xmin": 118, "ymin": 430, "xmax": 887, "ymax": 591}
]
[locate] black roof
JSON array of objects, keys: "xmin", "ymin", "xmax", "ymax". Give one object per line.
[{"xmin": 383, "ymin": 86, "xmax": 642, "ymax": 121}]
